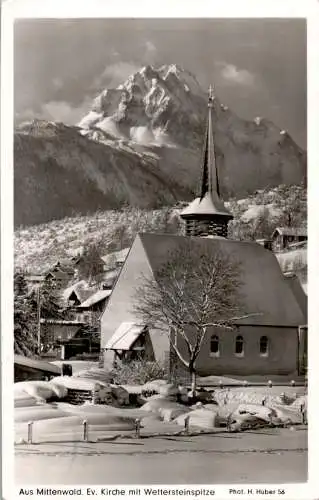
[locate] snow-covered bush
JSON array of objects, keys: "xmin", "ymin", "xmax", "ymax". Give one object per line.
[{"xmin": 111, "ymin": 360, "xmax": 166, "ymax": 386}]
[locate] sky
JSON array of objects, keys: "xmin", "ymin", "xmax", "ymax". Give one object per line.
[{"xmin": 14, "ymin": 18, "xmax": 306, "ymax": 147}]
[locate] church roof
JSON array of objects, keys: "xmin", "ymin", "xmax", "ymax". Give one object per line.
[
  {"xmin": 283, "ymin": 273, "xmax": 307, "ymax": 322},
  {"xmin": 137, "ymin": 233, "xmax": 306, "ymax": 327}
]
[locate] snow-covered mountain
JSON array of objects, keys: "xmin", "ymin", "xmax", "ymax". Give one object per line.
[
  {"xmin": 78, "ymin": 64, "xmax": 205, "ymax": 148},
  {"xmin": 14, "ymin": 64, "xmax": 307, "ymax": 226}
]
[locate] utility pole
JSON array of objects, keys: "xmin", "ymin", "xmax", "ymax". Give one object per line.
[{"xmin": 37, "ymin": 285, "xmax": 41, "ymax": 355}]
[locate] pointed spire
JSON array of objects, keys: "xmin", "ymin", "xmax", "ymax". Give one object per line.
[
  {"xmin": 180, "ymin": 85, "xmax": 233, "ymax": 238},
  {"xmin": 200, "ymin": 84, "xmax": 220, "ymax": 200}
]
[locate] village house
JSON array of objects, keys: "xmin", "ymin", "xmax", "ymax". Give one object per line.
[
  {"xmin": 271, "ymin": 227, "xmax": 307, "ymax": 252},
  {"xmin": 39, "ymin": 318, "xmax": 101, "ymax": 360},
  {"xmin": 24, "ymin": 260, "xmax": 75, "ymax": 292},
  {"xmin": 44, "ymin": 259, "xmax": 76, "ymax": 287},
  {"xmin": 44, "ymin": 270, "xmax": 72, "ymax": 289},
  {"xmin": 100, "ymin": 88, "xmax": 307, "ymax": 379},
  {"xmin": 62, "ymin": 270, "xmax": 118, "ymax": 311},
  {"xmin": 40, "ymin": 318, "xmax": 85, "ymax": 344},
  {"xmin": 57, "ymin": 324, "xmax": 101, "ymax": 360},
  {"xmin": 76, "ymin": 288, "xmax": 112, "ymax": 326},
  {"xmin": 62, "ymin": 280, "xmax": 93, "ymax": 307},
  {"xmin": 37, "ymin": 277, "xmax": 113, "ymax": 359}
]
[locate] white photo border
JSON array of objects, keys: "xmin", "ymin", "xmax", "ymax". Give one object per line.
[{"xmin": 1, "ymin": 0, "xmax": 318, "ymax": 498}]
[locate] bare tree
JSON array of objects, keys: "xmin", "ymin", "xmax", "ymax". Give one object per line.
[{"xmin": 133, "ymin": 240, "xmax": 257, "ymax": 396}]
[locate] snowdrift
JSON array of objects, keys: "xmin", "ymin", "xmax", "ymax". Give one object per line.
[
  {"xmin": 14, "ymin": 380, "xmax": 68, "ymax": 403},
  {"xmin": 175, "ymin": 409, "xmax": 218, "ymax": 430}
]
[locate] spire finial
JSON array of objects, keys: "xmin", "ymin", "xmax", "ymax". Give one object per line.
[{"xmin": 208, "ymin": 84, "xmax": 215, "ymax": 107}]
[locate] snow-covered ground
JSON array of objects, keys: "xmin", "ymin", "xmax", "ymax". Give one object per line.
[
  {"xmin": 276, "ymin": 247, "xmax": 307, "ymax": 269},
  {"xmin": 14, "ymin": 371, "xmax": 307, "ymax": 446},
  {"xmin": 15, "ymin": 435, "xmax": 308, "ymax": 485}
]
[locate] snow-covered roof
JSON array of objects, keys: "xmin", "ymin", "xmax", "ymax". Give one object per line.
[
  {"xmin": 180, "ymin": 193, "xmax": 233, "ymax": 218},
  {"xmin": 77, "ymin": 289, "xmax": 112, "ymax": 309},
  {"xmin": 105, "ymin": 322, "xmax": 145, "ymax": 350},
  {"xmin": 25, "ymin": 275, "xmax": 45, "ymax": 282},
  {"xmin": 62, "ymin": 280, "xmax": 87, "ymax": 299},
  {"xmin": 46, "ymin": 270, "xmax": 70, "ymax": 280},
  {"xmin": 101, "ymin": 248, "xmax": 130, "ymax": 267},
  {"xmin": 287, "ymin": 241, "xmax": 307, "ymax": 250},
  {"xmin": 40, "ymin": 319, "xmax": 84, "ymax": 325},
  {"xmin": 62, "ymin": 280, "xmax": 96, "ymax": 303},
  {"xmin": 272, "ymin": 227, "xmax": 307, "ymax": 238}
]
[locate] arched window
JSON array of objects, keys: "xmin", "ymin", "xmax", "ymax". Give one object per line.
[
  {"xmin": 210, "ymin": 335, "xmax": 219, "ymax": 355},
  {"xmin": 260, "ymin": 336, "xmax": 269, "ymax": 356},
  {"xmin": 235, "ymin": 335, "xmax": 244, "ymax": 355}
]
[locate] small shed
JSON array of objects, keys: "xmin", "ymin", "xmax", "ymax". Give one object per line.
[
  {"xmin": 104, "ymin": 322, "xmax": 155, "ymax": 363},
  {"xmin": 271, "ymin": 227, "xmax": 307, "ymax": 252}
]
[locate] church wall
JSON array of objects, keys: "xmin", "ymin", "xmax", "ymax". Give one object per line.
[{"xmin": 174, "ymin": 324, "xmax": 299, "ymax": 377}]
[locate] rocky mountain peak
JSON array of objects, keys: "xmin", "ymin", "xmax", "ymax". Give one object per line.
[{"xmin": 78, "ymin": 64, "xmax": 210, "ymax": 147}]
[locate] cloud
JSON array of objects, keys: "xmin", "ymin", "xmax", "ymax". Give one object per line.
[
  {"xmin": 94, "ymin": 61, "xmax": 140, "ymax": 89},
  {"xmin": 91, "ymin": 41, "xmax": 157, "ymax": 92},
  {"xmin": 218, "ymin": 63, "xmax": 256, "ymax": 86},
  {"xmin": 40, "ymin": 99, "xmax": 92, "ymax": 124},
  {"xmin": 15, "ymin": 98, "xmax": 93, "ymax": 126},
  {"xmin": 15, "ymin": 108, "xmax": 38, "ymax": 124}
]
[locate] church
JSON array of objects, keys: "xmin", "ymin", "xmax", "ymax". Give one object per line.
[{"xmin": 100, "ymin": 88, "xmax": 307, "ymax": 379}]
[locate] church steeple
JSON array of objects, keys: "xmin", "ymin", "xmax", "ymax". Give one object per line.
[{"xmin": 180, "ymin": 85, "xmax": 233, "ymax": 238}]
